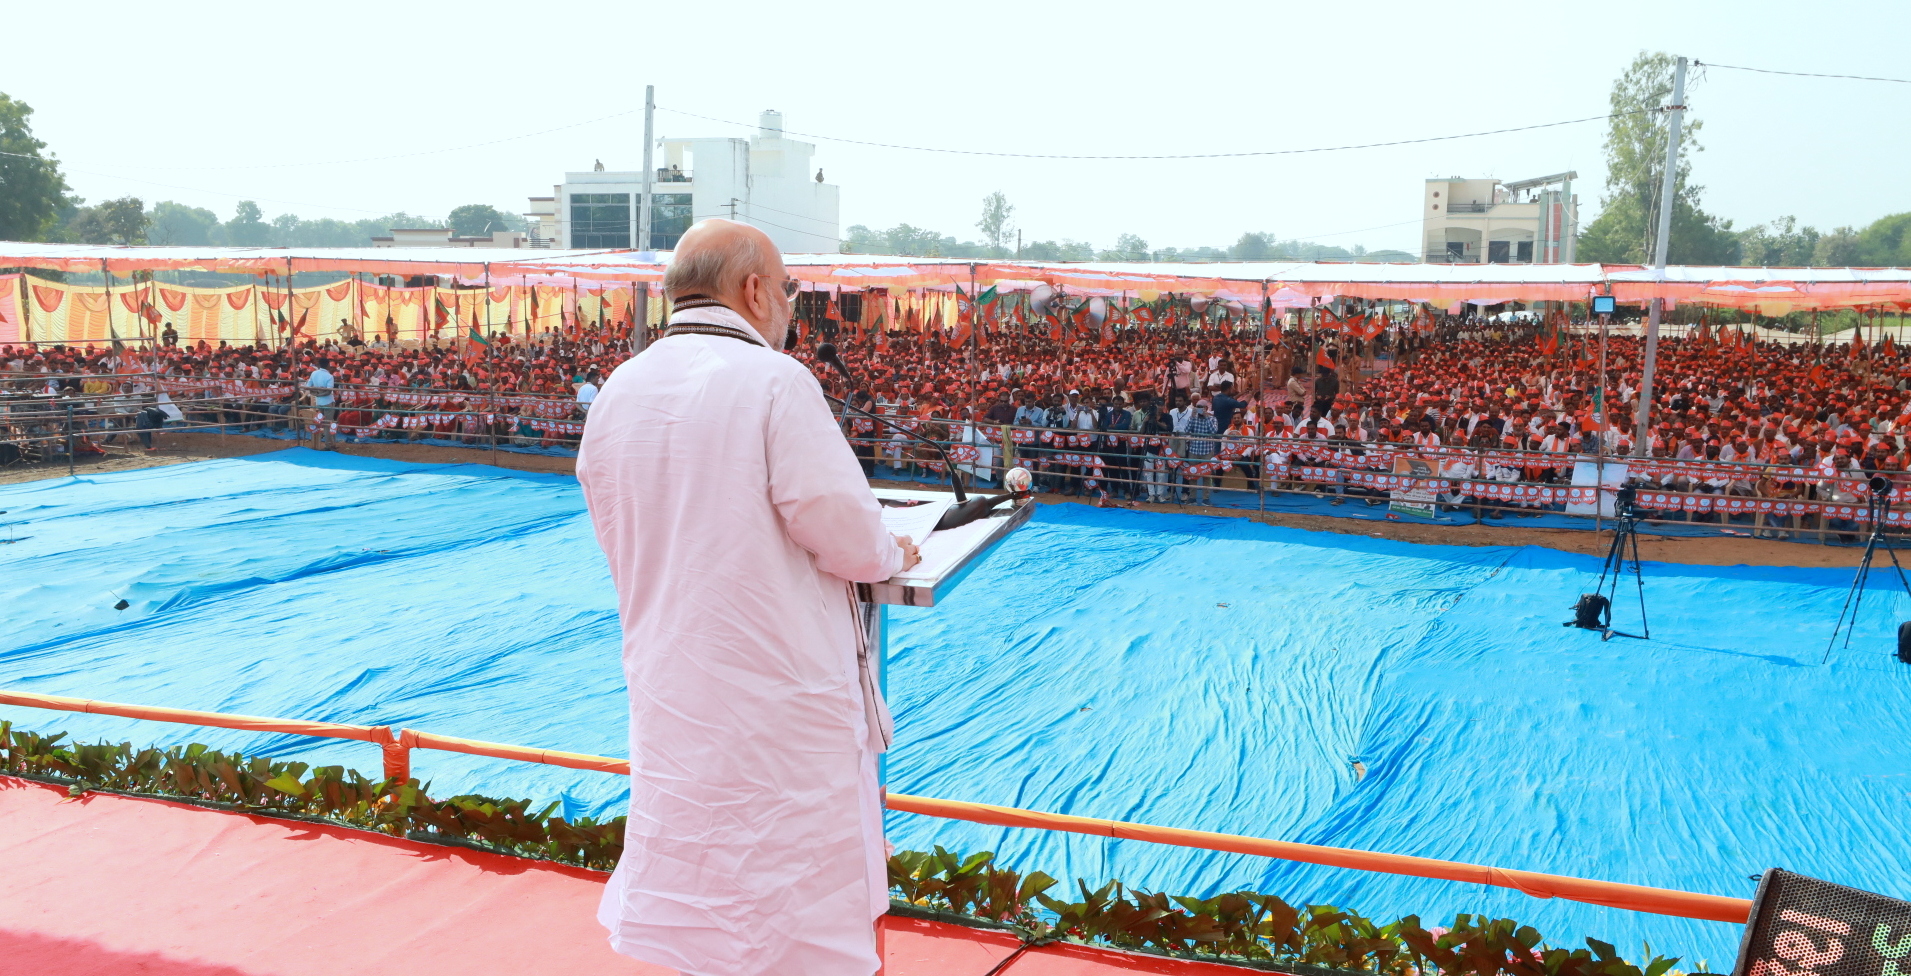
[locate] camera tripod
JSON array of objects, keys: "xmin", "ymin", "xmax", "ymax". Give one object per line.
[
  {"xmin": 1567, "ymin": 486, "xmax": 1650, "ymax": 641},
  {"xmin": 1823, "ymin": 477, "xmax": 1911, "ymax": 665}
]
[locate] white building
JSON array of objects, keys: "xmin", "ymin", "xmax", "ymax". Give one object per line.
[
  {"xmin": 525, "ymin": 110, "xmax": 840, "ymax": 253},
  {"xmin": 1422, "ymin": 172, "xmax": 1578, "ymax": 264}
]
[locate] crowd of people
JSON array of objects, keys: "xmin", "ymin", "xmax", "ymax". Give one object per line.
[{"xmin": 7, "ymin": 307, "xmax": 1911, "ymax": 532}]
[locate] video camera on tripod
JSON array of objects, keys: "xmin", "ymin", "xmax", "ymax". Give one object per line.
[
  {"xmin": 1825, "ymin": 474, "xmax": 1911, "ymax": 665},
  {"xmin": 1567, "ymin": 483, "xmax": 1650, "ymax": 640}
]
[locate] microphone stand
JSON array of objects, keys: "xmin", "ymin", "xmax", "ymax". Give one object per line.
[
  {"xmin": 820, "ymin": 390, "xmax": 966, "ymax": 504},
  {"xmin": 817, "ymin": 344, "xmax": 1034, "ymax": 530},
  {"xmin": 821, "ymin": 390, "xmax": 1038, "ymax": 530},
  {"xmin": 816, "ymin": 342, "xmax": 965, "ymax": 503}
]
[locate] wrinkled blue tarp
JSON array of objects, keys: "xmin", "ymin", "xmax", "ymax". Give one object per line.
[{"xmin": 3, "ymin": 449, "xmax": 1904, "ymax": 964}]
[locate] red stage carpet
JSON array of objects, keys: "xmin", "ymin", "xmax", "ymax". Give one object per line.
[{"xmin": 0, "ymin": 776, "xmax": 1243, "ymax": 975}]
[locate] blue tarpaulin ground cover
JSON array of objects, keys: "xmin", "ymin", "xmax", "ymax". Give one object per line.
[{"xmin": 1, "ymin": 449, "xmax": 1903, "ymax": 965}]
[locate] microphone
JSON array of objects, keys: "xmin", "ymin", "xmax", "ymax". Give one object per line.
[
  {"xmin": 815, "ymin": 342, "xmax": 850, "ymax": 382},
  {"xmin": 815, "ymin": 342, "xmax": 854, "ymax": 429},
  {"xmin": 934, "ymin": 478, "xmax": 1032, "ymax": 531}
]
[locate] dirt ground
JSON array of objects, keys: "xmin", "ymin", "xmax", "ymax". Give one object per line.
[{"xmin": 1, "ymin": 431, "xmax": 1863, "ymax": 568}]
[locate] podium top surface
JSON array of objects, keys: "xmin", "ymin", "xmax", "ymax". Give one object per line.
[{"xmin": 859, "ymin": 488, "xmax": 1034, "ymax": 607}]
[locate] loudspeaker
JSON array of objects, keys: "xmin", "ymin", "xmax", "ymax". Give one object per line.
[
  {"xmin": 1731, "ymin": 868, "xmax": 1911, "ymax": 976},
  {"xmin": 1570, "ymin": 594, "xmax": 1608, "ymax": 630}
]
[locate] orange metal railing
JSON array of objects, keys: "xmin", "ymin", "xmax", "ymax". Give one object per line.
[
  {"xmin": 0, "ymin": 689, "xmax": 1751, "ymax": 924},
  {"xmin": 882, "ymin": 793, "xmax": 1749, "ymax": 924}
]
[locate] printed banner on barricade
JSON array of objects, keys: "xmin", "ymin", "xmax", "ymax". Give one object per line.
[
  {"xmin": 1387, "ymin": 457, "xmax": 1442, "ymax": 521},
  {"xmin": 1566, "ymin": 461, "xmax": 1627, "ymax": 517}
]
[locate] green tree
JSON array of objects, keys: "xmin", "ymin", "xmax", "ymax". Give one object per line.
[
  {"xmin": 1230, "ymin": 232, "xmax": 1274, "ymax": 261},
  {"xmin": 838, "ymin": 222, "xmax": 946, "ymax": 255},
  {"xmin": 1579, "ymin": 196, "xmax": 1734, "ymax": 265},
  {"xmin": 64, "ymin": 196, "xmax": 150, "ymax": 245},
  {"xmin": 975, "ymin": 191, "xmax": 1015, "ymax": 256},
  {"xmin": 270, "ymin": 212, "xmax": 302, "ymax": 244},
  {"xmin": 877, "ymin": 224, "xmax": 945, "ymax": 256},
  {"xmin": 1579, "ymin": 193, "xmax": 1738, "ymax": 265},
  {"xmin": 841, "ymin": 224, "xmax": 879, "ymax": 253},
  {"xmin": 1578, "ymin": 52, "xmax": 1736, "ymax": 265},
  {"xmin": 1100, "ymin": 233, "xmax": 1148, "ymax": 261},
  {"xmin": 225, "ymin": 200, "xmax": 270, "ymax": 246},
  {"xmin": 150, "ymin": 201, "xmax": 222, "ymax": 245},
  {"xmin": 448, "ymin": 203, "xmax": 513, "ymax": 238},
  {"xmin": 1853, "ymin": 213, "xmax": 1911, "ymax": 266},
  {"xmin": 0, "ymin": 93, "xmax": 70, "ymax": 241},
  {"xmin": 1283, "ymin": 240, "xmax": 1354, "ymax": 261},
  {"xmin": 1737, "ymin": 216, "xmax": 1820, "ymax": 267},
  {"xmin": 1020, "ymin": 239, "xmax": 1094, "ymax": 261},
  {"xmin": 1811, "ymin": 226, "xmax": 1859, "ymax": 267},
  {"xmin": 290, "ymin": 218, "xmax": 370, "ymax": 247}
]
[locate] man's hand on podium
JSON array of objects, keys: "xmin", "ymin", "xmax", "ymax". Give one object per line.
[{"xmin": 893, "ymin": 534, "xmax": 921, "ymax": 571}]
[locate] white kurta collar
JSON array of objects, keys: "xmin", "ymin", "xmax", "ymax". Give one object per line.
[{"xmin": 665, "ymin": 305, "xmax": 771, "ymax": 348}]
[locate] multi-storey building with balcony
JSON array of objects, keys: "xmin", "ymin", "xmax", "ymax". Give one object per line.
[
  {"xmin": 1422, "ymin": 172, "xmax": 1578, "ymax": 264},
  {"xmin": 523, "ymin": 110, "xmax": 840, "ymax": 253}
]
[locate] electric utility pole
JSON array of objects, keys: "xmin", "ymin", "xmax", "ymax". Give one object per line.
[
  {"xmin": 1632, "ymin": 55, "xmax": 1686, "ymax": 456},
  {"xmin": 639, "ymin": 85, "xmax": 655, "ymax": 252}
]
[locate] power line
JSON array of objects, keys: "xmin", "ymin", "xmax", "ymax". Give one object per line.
[
  {"xmin": 695, "ymin": 210, "xmax": 837, "ymax": 242},
  {"xmin": 735, "ymin": 199, "xmax": 838, "ymax": 226},
  {"xmin": 0, "ymin": 150, "xmax": 415, "ymax": 217},
  {"xmin": 90, "ymin": 108, "xmax": 647, "ymax": 171},
  {"xmin": 657, "ymin": 107, "xmax": 1638, "ymax": 161},
  {"xmin": 1696, "ymin": 60, "xmax": 1911, "ymax": 85}
]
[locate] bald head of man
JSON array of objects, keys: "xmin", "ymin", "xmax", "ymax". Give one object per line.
[{"xmin": 663, "ymin": 219, "xmax": 792, "ymax": 346}]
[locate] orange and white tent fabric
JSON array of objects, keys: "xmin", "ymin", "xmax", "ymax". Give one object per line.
[{"xmin": 0, "ymin": 243, "xmax": 1905, "ymax": 318}]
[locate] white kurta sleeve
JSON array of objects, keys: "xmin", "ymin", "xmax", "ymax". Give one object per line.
[{"xmin": 766, "ymin": 369, "xmax": 905, "ymax": 584}]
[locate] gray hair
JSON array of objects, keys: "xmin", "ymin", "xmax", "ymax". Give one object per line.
[{"xmin": 663, "ymin": 221, "xmax": 772, "ymax": 301}]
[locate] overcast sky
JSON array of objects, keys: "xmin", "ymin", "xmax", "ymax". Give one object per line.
[{"xmin": 10, "ymin": 0, "xmax": 1908, "ymax": 254}]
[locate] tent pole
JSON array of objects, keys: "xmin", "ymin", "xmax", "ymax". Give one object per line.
[
  {"xmin": 285, "ymin": 258, "xmax": 295, "ymax": 350},
  {"xmin": 1256, "ymin": 279, "xmax": 1268, "ymax": 406},
  {"xmin": 969, "ymin": 263, "xmax": 979, "ymax": 355},
  {"xmin": 101, "ymin": 259, "xmax": 115, "ymax": 348}
]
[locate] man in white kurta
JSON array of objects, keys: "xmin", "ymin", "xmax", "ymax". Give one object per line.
[{"xmin": 577, "ymin": 220, "xmax": 914, "ymax": 976}]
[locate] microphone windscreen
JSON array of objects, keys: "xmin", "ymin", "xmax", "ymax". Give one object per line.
[{"xmin": 816, "ymin": 342, "xmax": 838, "ymax": 363}]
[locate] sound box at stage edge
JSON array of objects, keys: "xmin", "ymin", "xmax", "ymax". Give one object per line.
[{"xmin": 1730, "ymin": 868, "xmax": 1911, "ymax": 976}]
